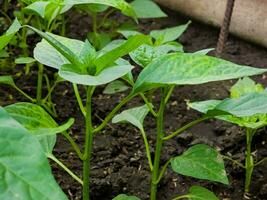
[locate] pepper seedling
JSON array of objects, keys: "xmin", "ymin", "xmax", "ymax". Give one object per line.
[{"xmin": 189, "ymin": 77, "xmax": 267, "ymax": 196}]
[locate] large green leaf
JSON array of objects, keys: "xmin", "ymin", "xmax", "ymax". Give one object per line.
[
  {"xmin": 4, "ymin": 103, "xmax": 73, "ymax": 154},
  {"xmin": 133, "ymin": 53, "xmax": 267, "ymax": 93},
  {"xmin": 112, "ymin": 104, "xmax": 149, "ymax": 130},
  {"xmin": 0, "ymin": 18, "xmax": 21, "ymax": 50},
  {"xmin": 112, "ymin": 194, "xmax": 140, "ymax": 200},
  {"xmin": 63, "ymin": 0, "xmax": 137, "ymax": 20},
  {"xmin": 131, "ymin": 0, "xmax": 167, "ymax": 19},
  {"xmin": 188, "ymin": 186, "xmax": 219, "ymax": 200},
  {"xmin": 94, "ymin": 34, "xmax": 151, "ymax": 73},
  {"xmin": 34, "ymin": 33, "xmax": 85, "ymax": 69},
  {"xmin": 59, "ymin": 63, "xmax": 133, "ymax": 86},
  {"xmin": 171, "ymin": 144, "xmax": 229, "ymax": 184},
  {"xmin": 0, "ymin": 107, "xmax": 68, "ymax": 200},
  {"xmin": 150, "ymin": 22, "xmax": 191, "ymax": 45}
]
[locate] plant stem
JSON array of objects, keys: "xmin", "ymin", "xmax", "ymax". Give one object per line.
[
  {"xmin": 150, "ymin": 89, "xmax": 166, "ymax": 200},
  {"xmin": 255, "ymin": 157, "xmax": 267, "ymax": 167},
  {"xmin": 222, "ymin": 155, "xmax": 245, "ymax": 168},
  {"xmin": 155, "ymin": 158, "xmax": 172, "ymax": 184},
  {"xmin": 36, "ymin": 63, "xmax": 44, "ymax": 105},
  {"xmin": 244, "ymin": 128, "xmax": 255, "ymax": 194},
  {"xmin": 82, "ymin": 86, "xmax": 95, "ymax": 200},
  {"xmin": 140, "ymin": 93, "xmax": 157, "ymax": 117},
  {"xmin": 140, "ymin": 128, "xmax": 153, "ymax": 171},
  {"xmin": 13, "ymin": 85, "xmax": 35, "ymax": 102},
  {"xmin": 47, "ymin": 154, "xmax": 83, "ymax": 185},
  {"xmin": 73, "ymin": 84, "xmax": 86, "ymax": 117},
  {"xmin": 163, "ymin": 116, "xmax": 210, "ymax": 141},
  {"xmin": 93, "ymin": 93, "xmax": 136, "ymax": 134},
  {"xmin": 172, "ymin": 195, "xmax": 191, "ymax": 200}
]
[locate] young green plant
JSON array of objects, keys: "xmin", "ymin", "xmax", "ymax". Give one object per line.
[{"xmin": 189, "ymin": 77, "xmax": 267, "ymax": 195}]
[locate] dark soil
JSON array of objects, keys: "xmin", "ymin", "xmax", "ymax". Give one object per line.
[{"xmin": 1, "ymin": 8, "xmax": 267, "ymax": 200}]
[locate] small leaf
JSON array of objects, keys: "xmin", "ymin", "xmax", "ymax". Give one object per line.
[
  {"xmin": 188, "ymin": 186, "xmax": 219, "ymax": 200},
  {"xmin": 15, "ymin": 56, "xmax": 36, "ymax": 64},
  {"xmin": 0, "ymin": 75, "xmax": 16, "ymax": 87},
  {"xmin": 171, "ymin": 144, "xmax": 229, "ymax": 184},
  {"xmin": 59, "ymin": 64, "xmax": 133, "ymax": 86},
  {"xmin": 24, "ymin": 1, "xmax": 50, "ymax": 18},
  {"xmin": 5, "ymin": 103, "xmax": 73, "ymax": 154},
  {"xmin": 112, "ymin": 194, "xmax": 140, "ymax": 200},
  {"xmin": 117, "ymin": 30, "xmax": 142, "ymax": 39},
  {"xmin": 103, "ymin": 80, "xmax": 129, "ymax": 94},
  {"xmin": 133, "ymin": 53, "xmax": 267, "ymax": 93},
  {"xmin": 193, "ymin": 48, "xmax": 214, "ymax": 55},
  {"xmin": 112, "ymin": 104, "xmax": 150, "ymax": 131},
  {"xmin": 0, "ymin": 107, "xmax": 68, "ymax": 200},
  {"xmin": 150, "ymin": 21, "xmax": 191, "ymax": 44},
  {"xmin": 230, "ymin": 77, "xmax": 264, "ymax": 98},
  {"xmin": 131, "ymin": 0, "xmax": 167, "ymax": 19},
  {"xmin": 0, "ymin": 18, "xmax": 21, "ymax": 50},
  {"xmin": 94, "ymin": 34, "xmax": 151, "ymax": 72}
]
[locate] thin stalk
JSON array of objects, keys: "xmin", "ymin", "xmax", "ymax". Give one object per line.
[
  {"xmin": 82, "ymin": 86, "xmax": 95, "ymax": 200},
  {"xmin": 245, "ymin": 128, "xmax": 255, "ymax": 194},
  {"xmin": 222, "ymin": 155, "xmax": 245, "ymax": 168},
  {"xmin": 73, "ymin": 84, "xmax": 86, "ymax": 117},
  {"xmin": 92, "ymin": 13, "xmax": 98, "ymax": 34},
  {"xmin": 47, "ymin": 154, "xmax": 83, "ymax": 185},
  {"xmin": 140, "ymin": 93, "xmax": 157, "ymax": 117},
  {"xmin": 36, "ymin": 63, "xmax": 44, "ymax": 104},
  {"xmin": 255, "ymin": 157, "xmax": 267, "ymax": 167},
  {"xmin": 62, "ymin": 131, "xmax": 84, "ymax": 161},
  {"xmin": 93, "ymin": 93, "xmax": 136, "ymax": 134},
  {"xmin": 163, "ymin": 116, "xmax": 210, "ymax": 141},
  {"xmin": 13, "ymin": 85, "xmax": 35, "ymax": 102},
  {"xmin": 172, "ymin": 195, "xmax": 191, "ymax": 200},
  {"xmin": 140, "ymin": 128, "xmax": 153, "ymax": 171},
  {"xmin": 43, "ymin": 78, "xmax": 58, "ymax": 102},
  {"xmin": 150, "ymin": 89, "xmax": 166, "ymax": 200},
  {"xmin": 154, "ymin": 159, "xmax": 172, "ymax": 184}
]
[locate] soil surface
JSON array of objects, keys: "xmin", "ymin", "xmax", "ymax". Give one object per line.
[{"xmin": 1, "ymin": 7, "xmax": 267, "ymax": 200}]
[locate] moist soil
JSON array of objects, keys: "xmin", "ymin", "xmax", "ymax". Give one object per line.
[{"xmin": 1, "ymin": 8, "xmax": 267, "ymax": 200}]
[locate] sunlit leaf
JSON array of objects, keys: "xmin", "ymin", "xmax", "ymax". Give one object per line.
[
  {"xmin": 0, "ymin": 107, "xmax": 68, "ymax": 200},
  {"xmin": 188, "ymin": 186, "xmax": 219, "ymax": 200},
  {"xmin": 103, "ymin": 80, "xmax": 129, "ymax": 94},
  {"xmin": 171, "ymin": 144, "xmax": 229, "ymax": 184}
]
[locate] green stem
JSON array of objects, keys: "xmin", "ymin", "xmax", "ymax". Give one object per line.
[
  {"xmin": 47, "ymin": 154, "xmax": 83, "ymax": 185},
  {"xmin": 140, "ymin": 93, "xmax": 157, "ymax": 117},
  {"xmin": 62, "ymin": 131, "xmax": 84, "ymax": 161},
  {"xmin": 13, "ymin": 85, "xmax": 35, "ymax": 102},
  {"xmin": 92, "ymin": 13, "xmax": 98, "ymax": 34},
  {"xmin": 150, "ymin": 89, "xmax": 166, "ymax": 200},
  {"xmin": 93, "ymin": 93, "xmax": 136, "ymax": 134},
  {"xmin": 73, "ymin": 84, "xmax": 86, "ymax": 117},
  {"xmin": 140, "ymin": 128, "xmax": 153, "ymax": 171},
  {"xmin": 245, "ymin": 128, "xmax": 255, "ymax": 194},
  {"xmin": 163, "ymin": 116, "xmax": 210, "ymax": 141},
  {"xmin": 172, "ymin": 195, "xmax": 191, "ymax": 200},
  {"xmin": 36, "ymin": 63, "xmax": 44, "ymax": 105},
  {"xmin": 255, "ymin": 157, "xmax": 267, "ymax": 167},
  {"xmin": 82, "ymin": 86, "xmax": 95, "ymax": 200},
  {"xmin": 154, "ymin": 159, "xmax": 172, "ymax": 184},
  {"xmin": 222, "ymin": 155, "xmax": 245, "ymax": 168}
]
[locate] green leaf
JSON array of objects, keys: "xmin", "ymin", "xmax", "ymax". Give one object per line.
[
  {"xmin": 188, "ymin": 186, "xmax": 219, "ymax": 200},
  {"xmin": 0, "ymin": 75, "xmax": 16, "ymax": 87},
  {"xmin": 4, "ymin": 102, "xmax": 73, "ymax": 154},
  {"xmin": 133, "ymin": 53, "xmax": 267, "ymax": 93},
  {"xmin": 63, "ymin": 0, "xmax": 137, "ymax": 20},
  {"xmin": 33, "ymin": 32, "xmax": 86, "ymax": 69},
  {"xmin": 59, "ymin": 63, "xmax": 133, "ymax": 86},
  {"xmin": 150, "ymin": 21, "xmax": 191, "ymax": 44},
  {"xmin": 0, "ymin": 107, "xmax": 68, "ymax": 200},
  {"xmin": 112, "ymin": 104, "xmax": 150, "ymax": 131},
  {"xmin": 171, "ymin": 144, "xmax": 229, "ymax": 184},
  {"xmin": 28, "ymin": 26, "xmax": 82, "ymax": 67},
  {"xmin": 230, "ymin": 77, "xmax": 264, "ymax": 98},
  {"xmin": 117, "ymin": 30, "xmax": 142, "ymax": 39},
  {"xmin": 131, "ymin": 0, "xmax": 167, "ymax": 19},
  {"xmin": 15, "ymin": 56, "xmax": 36, "ymax": 64},
  {"xmin": 94, "ymin": 34, "xmax": 151, "ymax": 73},
  {"xmin": 193, "ymin": 48, "xmax": 214, "ymax": 55},
  {"xmin": 103, "ymin": 80, "xmax": 129, "ymax": 94},
  {"xmin": 130, "ymin": 43, "xmax": 183, "ymax": 67},
  {"xmin": 112, "ymin": 194, "xmax": 140, "ymax": 200},
  {"xmin": 24, "ymin": 1, "xmax": 50, "ymax": 18},
  {"xmin": 0, "ymin": 18, "xmax": 21, "ymax": 50}
]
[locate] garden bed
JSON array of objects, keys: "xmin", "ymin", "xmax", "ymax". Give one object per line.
[{"xmin": 1, "ymin": 7, "xmax": 267, "ymax": 200}]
